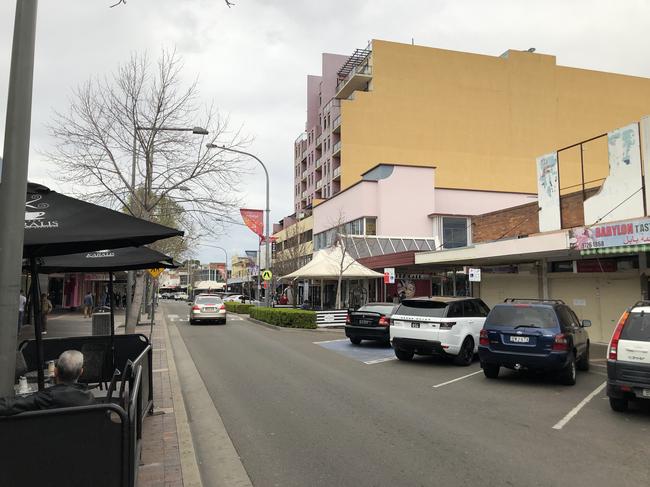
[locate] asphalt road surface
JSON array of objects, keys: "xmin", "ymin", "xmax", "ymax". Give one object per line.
[{"xmin": 163, "ymin": 301, "xmax": 650, "ymax": 487}]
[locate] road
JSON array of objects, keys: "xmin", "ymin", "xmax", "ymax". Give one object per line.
[{"xmin": 162, "ymin": 301, "xmax": 650, "ymax": 487}]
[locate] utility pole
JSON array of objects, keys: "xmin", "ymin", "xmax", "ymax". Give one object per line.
[{"xmin": 0, "ymin": 0, "xmax": 38, "ymax": 396}]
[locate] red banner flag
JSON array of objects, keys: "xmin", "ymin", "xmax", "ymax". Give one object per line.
[{"xmin": 240, "ymin": 208, "xmax": 264, "ymax": 237}]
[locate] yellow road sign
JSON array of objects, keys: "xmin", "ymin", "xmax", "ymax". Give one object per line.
[
  {"xmin": 261, "ymin": 269, "xmax": 273, "ymax": 281},
  {"xmin": 148, "ymin": 268, "xmax": 164, "ymax": 279}
]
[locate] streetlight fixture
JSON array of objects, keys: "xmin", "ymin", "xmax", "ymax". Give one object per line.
[{"xmin": 206, "ymin": 143, "xmax": 271, "ymax": 307}]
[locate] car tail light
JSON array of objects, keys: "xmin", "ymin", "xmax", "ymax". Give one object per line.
[
  {"xmin": 438, "ymin": 321, "xmax": 456, "ymax": 330},
  {"xmin": 378, "ymin": 316, "xmax": 389, "ymax": 327},
  {"xmin": 191, "ymin": 305, "xmax": 200, "ymax": 311},
  {"xmin": 552, "ymin": 333, "xmax": 569, "ymax": 351},
  {"xmin": 609, "ymin": 311, "xmax": 629, "ymax": 360},
  {"xmin": 219, "ymin": 304, "xmax": 226, "ymax": 310},
  {"xmin": 346, "ymin": 314, "xmax": 351, "ymax": 324},
  {"xmin": 479, "ymin": 329, "xmax": 489, "ymax": 346}
]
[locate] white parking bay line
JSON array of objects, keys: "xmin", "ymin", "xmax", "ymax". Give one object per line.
[
  {"xmin": 313, "ymin": 338, "xmax": 349, "ymax": 344},
  {"xmin": 364, "ymin": 357, "xmax": 397, "ymax": 365},
  {"xmin": 432, "ymin": 370, "xmax": 483, "ymax": 389},
  {"xmin": 552, "ymin": 381, "xmax": 607, "ymax": 430}
]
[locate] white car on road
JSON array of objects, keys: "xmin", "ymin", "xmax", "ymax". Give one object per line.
[{"xmin": 390, "ymin": 297, "xmax": 491, "ymax": 366}]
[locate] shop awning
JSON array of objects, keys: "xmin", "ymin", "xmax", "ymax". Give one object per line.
[{"xmin": 415, "ymin": 231, "xmax": 571, "ymax": 266}]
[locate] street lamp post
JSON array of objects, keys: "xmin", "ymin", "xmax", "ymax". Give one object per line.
[
  {"xmin": 126, "ymin": 125, "xmax": 208, "ymax": 326},
  {"xmin": 206, "ymin": 144, "xmax": 271, "ymax": 307}
]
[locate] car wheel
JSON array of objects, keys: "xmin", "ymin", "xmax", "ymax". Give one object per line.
[
  {"xmin": 609, "ymin": 397, "xmax": 628, "ymax": 412},
  {"xmin": 560, "ymin": 353, "xmax": 577, "ymax": 386},
  {"xmin": 395, "ymin": 349, "xmax": 414, "ymax": 361},
  {"xmin": 453, "ymin": 337, "xmax": 475, "ymax": 366},
  {"xmin": 349, "ymin": 337, "xmax": 362, "ymax": 345},
  {"xmin": 483, "ymin": 363, "xmax": 499, "ymax": 379},
  {"xmin": 189, "ymin": 320, "xmax": 195, "ymax": 326},
  {"xmin": 577, "ymin": 345, "xmax": 590, "ymax": 371}
]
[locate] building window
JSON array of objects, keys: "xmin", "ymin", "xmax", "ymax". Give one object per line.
[
  {"xmin": 365, "ymin": 217, "xmax": 377, "ymax": 236},
  {"xmin": 442, "ymin": 217, "xmax": 469, "ymax": 249}
]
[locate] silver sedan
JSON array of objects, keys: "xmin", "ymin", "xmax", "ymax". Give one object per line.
[{"xmin": 189, "ymin": 294, "xmax": 227, "ymax": 325}]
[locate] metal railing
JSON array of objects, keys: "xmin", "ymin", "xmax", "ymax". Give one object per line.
[
  {"xmin": 332, "ymin": 141, "xmax": 341, "ymax": 155},
  {"xmin": 336, "ymin": 63, "xmax": 372, "ymax": 91},
  {"xmin": 333, "ymin": 166, "xmax": 341, "ymax": 178}
]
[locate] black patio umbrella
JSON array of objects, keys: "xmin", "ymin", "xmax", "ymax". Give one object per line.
[
  {"xmin": 32, "ymin": 246, "xmax": 177, "ymax": 378},
  {"xmin": 24, "ymin": 183, "xmax": 182, "ymax": 257},
  {"xmin": 23, "ymin": 183, "xmax": 183, "ymax": 389}
]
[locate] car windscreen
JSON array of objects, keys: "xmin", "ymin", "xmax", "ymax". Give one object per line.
[
  {"xmin": 396, "ymin": 301, "xmax": 448, "ymax": 318},
  {"xmin": 195, "ymin": 296, "xmax": 222, "ymax": 304},
  {"xmin": 357, "ymin": 304, "xmax": 396, "ymax": 315},
  {"xmin": 622, "ymin": 312, "xmax": 650, "ymax": 342},
  {"xmin": 485, "ymin": 305, "xmax": 558, "ymax": 328}
]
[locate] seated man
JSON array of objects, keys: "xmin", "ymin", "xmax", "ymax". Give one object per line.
[{"xmin": 0, "ymin": 350, "xmax": 95, "ymax": 416}]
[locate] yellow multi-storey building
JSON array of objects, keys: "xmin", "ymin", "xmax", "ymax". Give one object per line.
[{"xmin": 294, "ymin": 39, "xmax": 650, "ymax": 213}]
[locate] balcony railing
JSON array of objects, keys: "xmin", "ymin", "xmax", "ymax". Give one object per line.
[
  {"xmin": 316, "ymin": 179, "xmax": 323, "ymax": 189},
  {"xmin": 322, "ymin": 97, "xmax": 341, "ymax": 114},
  {"xmin": 333, "ymin": 166, "xmax": 341, "ymax": 178},
  {"xmin": 332, "ymin": 115, "xmax": 341, "ymax": 132},
  {"xmin": 316, "ymin": 134, "xmax": 323, "ymax": 147},
  {"xmin": 315, "ymin": 157, "xmax": 323, "ymax": 168},
  {"xmin": 332, "ymin": 141, "xmax": 341, "ymax": 156},
  {"xmin": 336, "ymin": 57, "xmax": 372, "ymax": 99},
  {"xmin": 301, "ymin": 170, "xmax": 307, "ymax": 179}
]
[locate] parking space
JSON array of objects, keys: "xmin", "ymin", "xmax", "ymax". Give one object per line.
[{"xmin": 314, "ymin": 339, "xmax": 397, "ymax": 364}]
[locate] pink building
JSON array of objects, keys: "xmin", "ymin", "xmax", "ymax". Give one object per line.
[
  {"xmin": 312, "ymin": 164, "xmax": 536, "ymax": 300},
  {"xmin": 293, "ymin": 53, "xmax": 348, "ymax": 215}
]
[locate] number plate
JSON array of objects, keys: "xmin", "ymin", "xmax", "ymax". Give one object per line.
[
  {"xmin": 204, "ymin": 307, "xmax": 215, "ymax": 312},
  {"xmin": 411, "ymin": 322, "xmax": 420, "ymax": 328},
  {"xmin": 642, "ymin": 389, "xmax": 650, "ymax": 398},
  {"xmin": 359, "ymin": 319, "xmax": 371, "ymax": 325},
  {"xmin": 510, "ymin": 336, "xmax": 530, "ymax": 343}
]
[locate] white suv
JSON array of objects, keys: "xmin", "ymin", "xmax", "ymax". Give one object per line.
[
  {"xmin": 390, "ymin": 297, "xmax": 490, "ymax": 366},
  {"xmin": 607, "ymin": 301, "xmax": 650, "ymax": 412}
]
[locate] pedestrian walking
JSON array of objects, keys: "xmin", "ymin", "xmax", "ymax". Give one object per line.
[
  {"xmin": 83, "ymin": 291, "xmax": 94, "ymax": 318},
  {"xmin": 40, "ymin": 293, "xmax": 53, "ymax": 335},
  {"xmin": 18, "ymin": 290, "xmax": 26, "ymax": 334}
]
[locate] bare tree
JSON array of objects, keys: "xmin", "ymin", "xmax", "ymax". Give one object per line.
[{"xmin": 47, "ymin": 49, "xmax": 246, "ymax": 332}]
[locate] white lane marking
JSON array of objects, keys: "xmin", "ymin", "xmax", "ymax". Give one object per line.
[
  {"xmin": 313, "ymin": 338, "xmax": 348, "ymax": 344},
  {"xmin": 432, "ymin": 370, "xmax": 483, "ymax": 389},
  {"xmin": 552, "ymin": 381, "xmax": 607, "ymax": 430},
  {"xmin": 167, "ymin": 314, "xmax": 179, "ymax": 319},
  {"xmin": 364, "ymin": 357, "xmax": 398, "ymax": 365}
]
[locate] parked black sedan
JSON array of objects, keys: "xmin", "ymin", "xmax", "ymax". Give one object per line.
[{"xmin": 346, "ymin": 302, "xmax": 398, "ymax": 345}]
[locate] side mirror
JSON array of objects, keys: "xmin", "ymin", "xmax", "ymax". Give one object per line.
[{"xmin": 581, "ymin": 319, "xmax": 591, "ymax": 328}]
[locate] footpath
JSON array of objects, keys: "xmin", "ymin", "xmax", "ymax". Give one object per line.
[{"xmin": 18, "ymin": 309, "xmax": 202, "ymax": 487}]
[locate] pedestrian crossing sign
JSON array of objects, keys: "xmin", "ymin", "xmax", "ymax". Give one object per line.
[
  {"xmin": 148, "ymin": 268, "xmax": 164, "ymax": 279},
  {"xmin": 261, "ymin": 269, "xmax": 273, "ymax": 281}
]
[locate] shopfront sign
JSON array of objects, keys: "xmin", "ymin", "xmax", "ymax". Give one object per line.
[
  {"xmin": 384, "ymin": 268, "xmax": 395, "ymax": 284},
  {"xmin": 569, "ymin": 218, "xmax": 650, "ymax": 253},
  {"xmin": 468, "ymin": 268, "xmax": 481, "ymax": 282}
]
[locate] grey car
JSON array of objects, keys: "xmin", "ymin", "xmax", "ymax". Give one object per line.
[{"xmin": 189, "ymin": 294, "xmax": 227, "ymax": 325}]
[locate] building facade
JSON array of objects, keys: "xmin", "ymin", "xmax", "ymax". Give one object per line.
[
  {"xmin": 415, "ymin": 116, "xmax": 650, "ymax": 343},
  {"xmin": 294, "ymin": 40, "xmax": 650, "ymax": 214}
]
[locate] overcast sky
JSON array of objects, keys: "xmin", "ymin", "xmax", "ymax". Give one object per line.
[{"xmin": 2, "ymin": 0, "xmax": 650, "ymax": 265}]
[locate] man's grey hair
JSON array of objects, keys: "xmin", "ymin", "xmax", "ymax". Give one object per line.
[{"xmin": 57, "ymin": 350, "xmax": 84, "ymax": 383}]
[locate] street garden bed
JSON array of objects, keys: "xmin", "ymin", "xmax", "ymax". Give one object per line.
[
  {"xmin": 249, "ymin": 307, "xmax": 317, "ymax": 329},
  {"xmin": 224, "ymin": 302, "xmax": 255, "ymax": 314}
]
